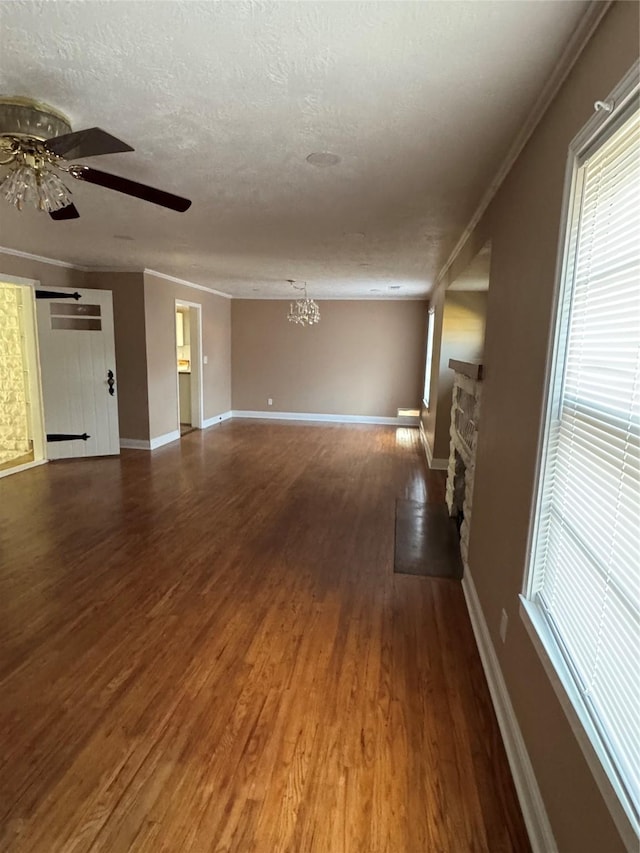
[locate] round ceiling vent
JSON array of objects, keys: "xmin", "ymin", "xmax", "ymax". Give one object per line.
[{"xmin": 306, "ymin": 152, "xmax": 341, "ymax": 167}]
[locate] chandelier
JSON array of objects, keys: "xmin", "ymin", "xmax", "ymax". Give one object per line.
[{"xmin": 286, "ymin": 280, "xmax": 320, "ymax": 326}]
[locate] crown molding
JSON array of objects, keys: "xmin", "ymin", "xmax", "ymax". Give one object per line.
[
  {"xmin": 233, "ymin": 294, "xmax": 428, "ymax": 302},
  {"xmin": 144, "ymin": 268, "xmax": 232, "ymax": 299},
  {"xmin": 0, "ymin": 246, "xmax": 138, "ymax": 275},
  {"xmin": 436, "ymin": 0, "xmax": 612, "ymax": 287},
  {"xmin": 0, "ymin": 246, "xmax": 420, "ymax": 302},
  {"xmin": 85, "ymin": 266, "xmax": 142, "ymax": 274},
  {"xmin": 0, "ymin": 245, "xmax": 92, "ymax": 271},
  {"xmin": 0, "ymin": 246, "xmax": 233, "ymax": 297}
]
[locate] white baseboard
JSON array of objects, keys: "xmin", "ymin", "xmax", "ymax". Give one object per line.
[
  {"xmin": 429, "ymin": 456, "xmax": 448, "ymax": 470},
  {"xmin": 202, "ymin": 410, "xmax": 232, "ymax": 428},
  {"xmin": 419, "ymin": 421, "xmax": 449, "ymax": 469},
  {"xmin": 0, "ymin": 458, "xmax": 47, "ymax": 479},
  {"xmin": 120, "ymin": 438, "xmax": 151, "ymax": 450},
  {"xmin": 419, "ymin": 421, "xmax": 429, "ymax": 464},
  {"xmin": 230, "ymin": 410, "xmax": 419, "ymax": 426},
  {"xmin": 150, "ymin": 430, "xmax": 181, "ymax": 450},
  {"xmin": 120, "ymin": 430, "xmax": 181, "ymax": 451},
  {"xmin": 461, "ymin": 569, "xmax": 557, "ymax": 853}
]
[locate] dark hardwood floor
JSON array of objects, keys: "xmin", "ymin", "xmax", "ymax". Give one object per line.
[{"xmin": 0, "ymin": 422, "xmax": 530, "ymax": 852}]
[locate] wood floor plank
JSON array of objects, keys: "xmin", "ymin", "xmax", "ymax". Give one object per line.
[{"xmin": 0, "ymin": 422, "xmax": 530, "ymax": 852}]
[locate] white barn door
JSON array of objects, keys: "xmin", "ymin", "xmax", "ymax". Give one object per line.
[{"xmin": 36, "ymin": 287, "xmax": 119, "ymax": 459}]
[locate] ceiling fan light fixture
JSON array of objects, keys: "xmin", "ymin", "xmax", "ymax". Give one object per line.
[
  {"xmin": 0, "ymin": 163, "xmax": 72, "ymax": 212},
  {"xmin": 0, "ymin": 95, "xmax": 191, "ymax": 219}
]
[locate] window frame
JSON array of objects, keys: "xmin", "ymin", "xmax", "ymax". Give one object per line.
[
  {"xmin": 423, "ymin": 306, "xmax": 436, "ymax": 409},
  {"xmin": 521, "ymin": 60, "xmax": 640, "ymax": 851}
]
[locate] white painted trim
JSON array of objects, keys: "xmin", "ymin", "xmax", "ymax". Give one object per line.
[
  {"xmin": 0, "ymin": 274, "xmax": 48, "ymax": 467},
  {"xmin": 461, "ymin": 569, "xmax": 557, "ymax": 853},
  {"xmin": 119, "ymin": 438, "xmax": 151, "ymax": 450},
  {"xmin": 437, "ymin": 1, "xmax": 612, "ymax": 287},
  {"xmin": 525, "ymin": 60, "xmax": 640, "ymax": 599},
  {"xmin": 0, "ymin": 272, "xmax": 41, "ymax": 287},
  {"xmin": 174, "ymin": 299, "xmax": 204, "ymax": 430},
  {"xmin": 122, "ymin": 431, "xmax": 181, "ymax": 451},
  {"xmin": 519, "ymin": 65, "xmax": 640, "ymax": 850},
  {"xmin": 22, "ymin": 285, "xmax": 47, "ymax": 465},
  {"xmin": 202, "ymin": 411, "xmax": 232, "ymax": 428},
  {"xmin": 84, "ymin": 267, "xmax": 141, "ymax": 274},
  {"xmin": 0, "ymin": 249, "xmax": 233, "ymax": 299},
  {"xmin": 233, "ymin": 295, "xmax": 428, "ymax": 302},
  {"xmin": 145, "ymin": 268, "xmax": 232, "ymax": 300},
  {"xmin": 0, "ymin": 245, "xmax": 91, "ymax": 271},
  {"xmin": 419, "ymin": 420, "xmax": 429, "ymax": 466},
  {"xmin": 419, "ymin": 421, "xmax": 448, "ymax": 470},
  {"xmin": 0, "ymin": 249, "xmax": 427, "ymax": 302},
  {"xmin": 231, "ymin": 410, "xmax": 419, "ymax": 426},
  {"xmin": 428, "ymin": 456, "xmax": 448, "ymax": 470},
  {"xmin": 149, "ymin": 430, "xmax": 181, "ymax": 450},
  {"xmin": 0, "ymin": 458, "xmax": 47, "ymax": 479},
  {"xmin": 520, "ymin": 600, "xmax": 639, "ymax": 850}
]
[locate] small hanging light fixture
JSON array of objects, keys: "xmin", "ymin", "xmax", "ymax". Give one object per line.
[{"xmin": 286, "ymin": 280, "xmax": 320, "ymax": 326}]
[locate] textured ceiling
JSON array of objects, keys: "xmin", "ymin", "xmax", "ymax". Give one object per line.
[{"xmin": 0, "ymin": 1, "xmax": 589, "ymax": 299}]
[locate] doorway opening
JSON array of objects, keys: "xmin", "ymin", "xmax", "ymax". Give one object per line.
[
  {"xmin": 175, "ymin": 300, "xmax": 203, "ymax": 436},
  {"xmin": 0, "ymin": 278, "xmax": 46, "ymax": 478}
]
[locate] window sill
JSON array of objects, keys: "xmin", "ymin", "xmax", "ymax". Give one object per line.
[{"xmin": 519, "ymin": 597, "xmax": 638, "ymax": 850}]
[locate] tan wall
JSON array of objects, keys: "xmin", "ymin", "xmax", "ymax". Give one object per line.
[
  {"xmin": 0, "ymin": 252, "xmax": 151, "ymax": 442},
  {"xmin": 85, "ymin": 271, "xmax": 150, "ymax": 441},
  {"xmin": 0, "ymin": 249, "xmax": 86, "ymax": 288},
  {"xmin": 232, "ymin": 299, "xmax": 428, "ymax": 417},
  {"xmin": 456, "ymin": 5, "xmax": 638, "ymax": 851},
  {"xmin": 432, "ymin": 291, "xmax": 487, "ymax": 460},
  {"xmin": 144, "ymin": 272, "xmax": 231, "ymax": 439},
  {"xmin": 0, "ymin": 255, "xmax": 232, "ymax": 443}
]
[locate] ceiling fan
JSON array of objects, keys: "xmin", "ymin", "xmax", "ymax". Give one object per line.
[{"xmin": 0, "ymin": 96, "xmax": 191, "ymax": 220}]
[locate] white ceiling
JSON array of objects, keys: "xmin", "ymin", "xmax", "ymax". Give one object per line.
[{"xmin": 0, "ymin": 1, "xmax": 589, "ymax": 299}]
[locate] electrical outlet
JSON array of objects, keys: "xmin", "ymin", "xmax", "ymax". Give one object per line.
[
  {"xmin": 499, "ymin": 609, "xmax": 508, "ymax": 644},
  {"xmin": 268, "ymin": 398, "xmax": 273, "ymax": 406}
]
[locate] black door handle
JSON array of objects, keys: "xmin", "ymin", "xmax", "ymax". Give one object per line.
[{"xmin": 107, "ymin": 370, "xmax": 115, "ymax": 396}]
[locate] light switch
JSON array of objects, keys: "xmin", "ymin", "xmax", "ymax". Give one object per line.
[{"xmin": 203, "ymin": 355, "xmax": 208, "ymax": 364}]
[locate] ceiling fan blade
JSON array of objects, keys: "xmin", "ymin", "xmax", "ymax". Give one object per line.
[
  {"xmin": 49, "ymin": 203, "xmax": 80, "ymax": 221},
  {"xmin": 45, "ymin": 128, "xmax": 134, "ymax": 159},
  {"xmin": 69, "ymin": 165, "xmax": 191, "ymax": 212}
]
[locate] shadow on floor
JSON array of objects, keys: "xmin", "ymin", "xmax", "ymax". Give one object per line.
[{"xmin": 394, "ymin": 498, "xmax": 463, "ymax": 579}]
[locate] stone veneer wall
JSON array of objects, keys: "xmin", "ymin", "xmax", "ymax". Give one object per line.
[
  {"xmin": 445, "ymin": 371, "xmax": 482, "ymax": 573},
  {"xmin": 0, "ymin": 284, "xmax": 32, "ymax": 466}
]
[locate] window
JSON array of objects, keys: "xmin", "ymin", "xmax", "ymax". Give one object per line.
[
  {"xmin": 524, "ymin": 74, "xmax": 639, "ymax": 842},
  {"xmin": 423, "ymin": 307, "xmax": 435, "ymax": 407}
]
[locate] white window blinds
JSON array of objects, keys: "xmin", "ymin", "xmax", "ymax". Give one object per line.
[{"xmin": 530, "ymin": 104, "xmax": 640, "ymax": 822}]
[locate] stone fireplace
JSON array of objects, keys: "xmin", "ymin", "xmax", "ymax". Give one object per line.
[{"xmin": 445, "ymin": 360, "xmax": 483, "ymax": 575}]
